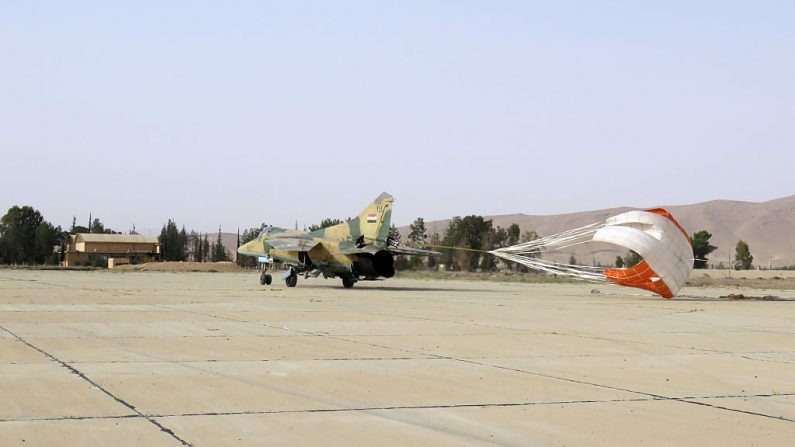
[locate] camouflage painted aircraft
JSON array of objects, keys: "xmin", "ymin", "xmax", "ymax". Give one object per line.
[{"xmin": 237, "ymin": 193, "xmax": 438, "ymax": 288}]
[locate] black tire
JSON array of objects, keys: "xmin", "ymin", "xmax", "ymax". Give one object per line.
[
  {"xmin": 264, "ymin": 274, "xmax": 272, "ymax": 285},
  {"xmin": 286, "ymin": 274, "xmax": 298, "ymax": 287},
  {"xmin": 259, "ymin": 272, "xmax": 268, "ymax": 285},
  {"xmin": 342, "ymin": 276, "xmax": 355, "ymax": 288}
]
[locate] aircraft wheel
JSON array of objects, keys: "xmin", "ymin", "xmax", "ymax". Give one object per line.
[
  {"xmin": 286, "ymin": 273, "xmax": 298, "ymax": 287},
  {"xmin": 342, "ymin": 276, "xmax": 355, "ymax": 288},
  {"xmin": 260, "ymin": 272, "xmax": 272, "ymax": 285}
]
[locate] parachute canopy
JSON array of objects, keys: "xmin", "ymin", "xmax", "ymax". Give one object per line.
[{"xmin": 489, "ymin": 209, "xmax": 693, "ymax": 298}]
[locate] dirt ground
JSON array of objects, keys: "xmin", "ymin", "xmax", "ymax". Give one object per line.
[
  {"xmin": 398, "ymin": 268, "xmax": 795, "ymax": 293},
  {"xmin": 0, "ymin": 270, "xmax": 793, "ymax": 446},
  {"xmin": 685, "ymin": 269, "xmax": 795, "ymax": 290}
]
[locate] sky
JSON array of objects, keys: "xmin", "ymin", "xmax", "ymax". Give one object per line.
[{"xmin": 2, "ymin": 1, "xmax": 793, "ymax": 235}]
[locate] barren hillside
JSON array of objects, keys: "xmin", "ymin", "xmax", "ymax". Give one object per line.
[{"xmin": 399, "ymin": 195, "xmax": 795, "ymax": 268}]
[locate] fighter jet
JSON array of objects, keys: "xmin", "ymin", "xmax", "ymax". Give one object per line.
[{"xmin": 237, "ymin": 193, "xmax": 438, "ymax": 288}]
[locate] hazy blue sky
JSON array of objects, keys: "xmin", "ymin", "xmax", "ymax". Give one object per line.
[{"xmin": 2, "ymin": 1, "xmax": 793, "ymax": 235}]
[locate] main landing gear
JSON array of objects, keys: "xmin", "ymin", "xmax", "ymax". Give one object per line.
[
  {"xmin": 284, "ymin": 268, "xmax": 298, "ymax": 287},
  {"xmin": 259, "ymin": 271, "xmax": 272, "ymax": 286},
  {"xmin": 341, "ymin": 275, "xmax": 356, "ymax": 288}
]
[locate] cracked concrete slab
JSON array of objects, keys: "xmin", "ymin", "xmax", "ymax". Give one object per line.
[
  {"xmin": 157, "ymin": 399, "xmax": 795, "ymax": 447},
  {"xmin": 0, "ymin": 363, "xmax": 134, "ymax": 421},
  {"xmin": 28, "ymin": 334, "xmax": 416, "ymax": 364},
  {"xmin": 1, "ymin": 270, "xmax": 793, "ymax": 446},
  {"xmin": 0, "ymin": 417, "xmax": 186, "ymax": 446}
]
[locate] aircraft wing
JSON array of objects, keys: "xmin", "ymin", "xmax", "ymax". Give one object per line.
[
  {"xmin": 337, "ymin": 245, "xmax": 381, "ymax": 256},
  {"xmin": 265, "ymin": 238, "xmax": 321, "ymax": 253},
  {"xmin": 338, "ymin": 245, "xmax": 440, "ymax": 256}
]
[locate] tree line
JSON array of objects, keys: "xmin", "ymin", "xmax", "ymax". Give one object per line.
[
  {"xmin": 0, "ymin": 205, "xmax": 236, "ymax": 266},
  {"xmin": 157, "ymin": 220, "xmax": 231, "ymax": 263},
  {"xmin": 391, "ymin": 217, "xmax": 755, "ymax": 272},
  {"xmin": 0, "ymin": 204, "xmax": 761, "ymax": 270}
]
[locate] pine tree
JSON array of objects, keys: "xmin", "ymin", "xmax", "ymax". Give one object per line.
[
  {"xmin": 388, "ymin": 224, "xmax": 401, "ymax": 246},
  {"xmin": 158, "ymin": 219, "xmax": 188, "ymax": 261},
  {"xmin": 692, "ymin": 230, "xmax": 718, "ymax": 269},
  {"xmin": 408, "ymin": 217, "xmax": 428, "ymax": 247},
  {"xmin": 202, "ymin": 234, "xmax": 210, "ymax": 262},
  {"xmin": 211, "ymin": 226, "xmax": 229, "ymax": 262},
  {"xmin": 734, "ymin": 240, "xmax": 753, "ymax": 270},
  {"xmin": 506, "ymin": 223, "xmax": 520, "ymax": 247}
]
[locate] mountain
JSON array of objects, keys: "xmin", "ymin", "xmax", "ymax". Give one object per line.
[{"xmin": 399, "ymin": 195, "xmax": 795, "ymax": 268}]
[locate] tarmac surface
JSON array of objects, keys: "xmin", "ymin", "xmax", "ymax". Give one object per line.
[{"xmin": 1, "ymin": 270, "xmax": 793, "ymax": 446}]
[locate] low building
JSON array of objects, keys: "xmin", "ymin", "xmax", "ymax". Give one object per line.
[{"xmin": 64, "ymin": 234, "xmax": 160, "ymax": 268}]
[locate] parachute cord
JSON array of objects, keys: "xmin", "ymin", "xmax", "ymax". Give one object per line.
[{"xmin": 419, "ymin": 244, "xmax": 490, "ymax": 253}]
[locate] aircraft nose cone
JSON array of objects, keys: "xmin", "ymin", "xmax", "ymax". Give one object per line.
[{"xmin": 237, "ymin": 239, "xmax": 258, "ymax": 255}]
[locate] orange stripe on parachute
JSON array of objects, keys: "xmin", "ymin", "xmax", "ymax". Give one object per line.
[
  {"xmin": 601, "ymin": 208, "xmax": 691, "ymax": 298},
  {"xmin": 644, "ymin": 208, "xmax": 692, "ymax": 244},
  {"xmin": 604, "ymin": 260, "xmax": 674, "ymax": 299}
]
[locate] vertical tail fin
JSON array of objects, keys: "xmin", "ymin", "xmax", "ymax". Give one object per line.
[
  {"xmin": 307, "ymin": 193, "xmax": 394, "ymax": 247},
  {"xmin": 356, "ymin": 192, "xmax": 393, "ymax": 245}
]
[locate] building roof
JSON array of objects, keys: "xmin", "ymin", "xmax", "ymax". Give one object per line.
[{"xmin": 75, "ymin": 233, "xmax": 159, "ymax": 244}]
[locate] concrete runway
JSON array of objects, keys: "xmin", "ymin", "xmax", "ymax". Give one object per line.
[{"xmin": 1, "ymin": 270, "xmax": 793, "ymax": 446}]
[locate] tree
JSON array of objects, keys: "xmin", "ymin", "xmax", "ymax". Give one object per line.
[
  {"xmin": 405, "ymin": 217, "xmax": 430, "ymax": 270},
  {"xmin": 442, "ymin": 215, "xmax": 493, "ymax": 271},
  {"xmin": 506, "ymin": 224, "xmax": 520, "ymax": 247},
  {"xmin": 0, "ymin": 206, "xmax": 42, "ymax": 264},
  {"xmin": 692, "ymin": 230, "xmax": 718, "ymax": 269},
  {"xmin": 408, "ymin": 217, "xmax": 428, "ymax": 247},
  {"xmin": 491, "ymin": 227, "xmax": 508, "ymax": 249},
  {"xmin": 0, "ymin": 206, "xmax": 63, "ymax": 265},
  {"xmin": 734, "ymin": 240, "xmax": 753, "ymax": 270},
  {"xmin": 202, "ymin": 234, "xmax": 210, "ymax": 262},
  {"xmin": 516, "ymin": 229, "xmax": 542, "ymax": 261},
  {"xmin": 388, "ymin": 224, "xmax": 401, "ymax": 246},
  {"xmin": 69, "ymin": 215, "xmax": 89, "ymax": 235},
  {"xmin": 426, "ymin": 233, "xmax": 440, "ymax": 270},
  {"xmin": 493, "ymin": 223, "xmax": 523, "ymax": 272},
  {"xmin": 624, "ymin": 250, "xmax": 642, "ymax": 268},
  {"xmin": 179, "ymin": 226, "xmax": 188, "ymax": 259},
  {"xmin": 308, "ymin": 218, "xmax": 345, "ymax": 232},
  {"xmin": 211, "ymin": 227, "xmax": 229, "ymax": 262},
  {"xmin": 34, "ymin": 221, "xmax": 63, "ymax": 264},
  {"xmin": 568, "ymin": 254, "xmax": 578, "ymax": 265},
  {"xmin": 158, "ymin": 219, "xmax": 188, "ymax": 261},
  {"xmin": 615, "ymin": 256, "xmax": 625, "ymax": 268},
  {"xmin": 394, "ymin": 255, "xmax": 410, "ymax": 271},
  {"xmin": 520, "ymin": 230, "xmax": 539, "ymax": 244},
  {"xmin": 408, "ymin": 254, "xmax": 424, "ymax": 270},
  {"xmin": 188, "ymin": 231, "xmax": 202, "ymax": 262},
  {"xmin": 90, "ymin": 217, "xmax": 118, "ymax": 234},
  {"xmin": 480, "ymin": 226, "xmax": 512, "ymax": 271}
]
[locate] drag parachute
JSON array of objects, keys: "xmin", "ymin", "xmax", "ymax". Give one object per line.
[{"xmin": 489, "ymin": 209, "xmax": 693, "ymax": 298}]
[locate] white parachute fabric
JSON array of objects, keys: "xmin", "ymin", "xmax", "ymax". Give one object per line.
[
  {"xmin": 489, "ymin": 209, "xmax": 694, "ymax": 298},
  {"xmin": 594, "ymin": 210, "xmax": 693, "ymax": 296}
]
